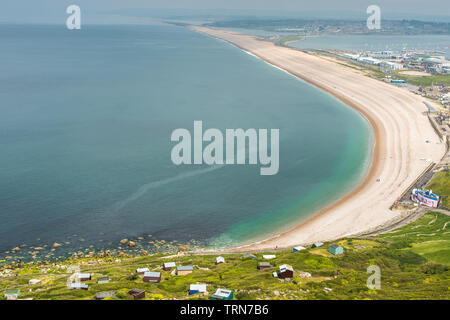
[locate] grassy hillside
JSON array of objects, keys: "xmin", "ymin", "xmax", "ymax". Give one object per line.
[
  {"xmin": 426, "ymin": 171, "xmax": 450, "ymax": 208},
  {"xmin": 1, "ymin": 212, "xmax": 449, "ymax": 300}
]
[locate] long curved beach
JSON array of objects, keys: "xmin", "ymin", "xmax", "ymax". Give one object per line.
[{"xmin": 190, "ymin": 26, "xmax": 446, "ymax": 251}]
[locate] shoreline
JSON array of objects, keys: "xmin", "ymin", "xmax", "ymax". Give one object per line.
[{"xmin": 189, "ymin": 26, "xmax": 446, "ymax": 252}]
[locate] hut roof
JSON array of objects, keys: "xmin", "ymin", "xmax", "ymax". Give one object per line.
[
  {"xmin": 144, "ymin": 271, "xmax": 161, "ymax": 278},
  {"xmin": 177, "ymin": 265, "xmax": 194, "ymax": 271}
]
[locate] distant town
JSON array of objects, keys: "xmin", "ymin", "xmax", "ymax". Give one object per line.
[
  {"xmin": 335, "ymin": 49, "xmax": 450, "ymax": 106},
  {"xmin": 208, "ymin": 19, "xmax": 450, "ymax": 35}
]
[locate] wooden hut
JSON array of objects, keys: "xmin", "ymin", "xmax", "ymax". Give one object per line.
[
  {"xmin": 258, "ymin": 262, "xmax": 273, "ymax": 270},
  {"xmin": 163, "ymin": 262, "xmax": 176, "ymax": 271},
  {"xmin": 278, "ymin": 264, "xmax": 294, "ymax": 279},
  {"xmin": 143, "ymin": 271, "xmax": 161, "ymax": 283},
  {"xmin": 78, "ymin": 273, "xmax": 91, "ymax": 281},
  {"xmin": 136, "ymin": 267, "xmax": 149, "ymax": 275},
  {"xmin": 70, "ymin": 283, "xmax": 88, "ymax": 290},
  {"xmin": 95, "ymin": 291, "xmax": 114, "ymax": 300},
  {"xmin": 97, "ymin": 276, "xmax": 109, "ymax": 284},
  {"xmin": 128, "ymin": 288, "xmax": 145, "ymax": 300},
  {"xmin": 176, "ymin": 265, "xmax": 193, "ymax": 276}
]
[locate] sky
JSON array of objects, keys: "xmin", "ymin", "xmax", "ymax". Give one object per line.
[{"xmin": 1, "ymin": 0, "xmax": 449, "ymax": 24}]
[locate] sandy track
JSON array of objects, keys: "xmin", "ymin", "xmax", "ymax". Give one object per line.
[{"xmin": 190, "ymin": 26, "xmax": 446, "ymax": 251}]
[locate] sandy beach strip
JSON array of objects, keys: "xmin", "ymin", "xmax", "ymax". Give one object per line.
[{"xmin": 190, "ymin": 26, "xmax": 446, "ymax": 252}]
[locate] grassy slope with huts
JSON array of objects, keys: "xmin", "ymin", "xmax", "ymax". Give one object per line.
[{"xmin": 1, "ymin": 212, "xmax": 449, "ymax": 300}]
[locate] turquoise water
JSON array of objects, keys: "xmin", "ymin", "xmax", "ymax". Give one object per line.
[
  {"xmin": 290, "ymin": 34, "xmax": 450, "ymax": 58},
  {"xmin": 0, "ymin": 24, "xmax": 371, "ymax": 256}
]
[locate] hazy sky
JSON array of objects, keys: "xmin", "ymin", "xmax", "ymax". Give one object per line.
[{"xmin": 1, "ymin": 0, "xmax": 449, "ymax": 23}]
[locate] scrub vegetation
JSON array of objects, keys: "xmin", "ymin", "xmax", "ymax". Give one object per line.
[{"xmin": 1, "ymin": 212, "xmax": 449, "ymax": 300}]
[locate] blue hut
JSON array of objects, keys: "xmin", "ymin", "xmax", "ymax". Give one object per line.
[{"xmin": 328, "ymin": 244, "xmax": 344, "ymax": 255}]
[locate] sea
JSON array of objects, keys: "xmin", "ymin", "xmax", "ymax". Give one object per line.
[{"xmin": 0, "ymin": 23, "xmax": 372, "ymax": 260}]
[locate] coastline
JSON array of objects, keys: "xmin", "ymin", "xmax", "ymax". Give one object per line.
[{"xmin": 189, "ymin": 26, "xmax": 446, "ymax": 252}]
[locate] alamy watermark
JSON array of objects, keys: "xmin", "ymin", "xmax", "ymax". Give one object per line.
[
  {"xmin": 66, "ymin": 5, "xmax": 81, "ymax": 30},
  {"xmin": 367, "ymin": 5, "xmax": 381, "ymax": 30},
  {"xmin": 366, "ymin": 265, "xmax": 381, "ymax": 290},
  {"xmin": 170, "ymin": 121, "xmax": 279, "ymax": 175},
  {"xmin": 66, "ymin": 264, "xmax": 81, "ymax": 288}
]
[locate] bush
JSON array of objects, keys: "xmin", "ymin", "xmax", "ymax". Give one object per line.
[
  {"xmin": 126, "ymin": 274, "xmax": 138, "ymax": 281},
  {"xmin": 421, "ymin": 262, "xmax": 449, "ymax": 274}
]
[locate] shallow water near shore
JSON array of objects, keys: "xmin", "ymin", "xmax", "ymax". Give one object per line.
[{"xmin": 0, "ymin": 24, "xmax": 371, "ymax": 260}]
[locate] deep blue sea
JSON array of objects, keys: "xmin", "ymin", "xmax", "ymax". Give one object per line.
[{"xmin": 0, "ymin": 24, "xmax": 372, "ymax": 259}]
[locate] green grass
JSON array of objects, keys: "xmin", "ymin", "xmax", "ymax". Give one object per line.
[
  {"xmin": 426, "ymin": 171, "xmax": 450, "ymax": 208},
  {"xmin": 408, "ymin": 240, "xmax": 450, "ymax": 265},
  {"xmin": 1, "ymin": 212, "xmax": 450, "ymax": 300},
  {"xmin": 276, "ymin": 35, "xmax": 302, "ymax": 47},
  {"xmin": 393, "ymin": 70, "xmax": 450, "ymax": 86}
]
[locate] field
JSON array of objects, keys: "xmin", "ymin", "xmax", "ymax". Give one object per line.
[
  {"xmin": 393, "ymin": 70, "xmax": 450, "ymax": 86},
  {"xmin": 426, "ymin": 171, "xmax": 450, "ymax": 208},
  {"xmin": 1, "ymin": 212, "xmax": 449, "ymax": 300}
]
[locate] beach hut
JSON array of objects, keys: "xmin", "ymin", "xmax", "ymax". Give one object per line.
[
  {"xmin": 189, "ymin": 284, "xmax": 207, "ymax": 295},
  {"xmin": 262, "ymin": 254, "xmax": 276, "ymax": 260},
  {"xmin": 97, "ymin": 276, "xmax": 109, "ymax": 284},
  {"xmin": 328, "ymin": 244, "xmax": 344, "ymax": 255},
  {"xmin": 28, "ymin": 279, "xmax": 42, "ymax": 285},
  {"xmin": 312, "ymin": 242, "xmax": 323, "ymax": 248},
  {"xmin": 216, "ymin": 256, "xmax": 225, "ymax": 264},
  {"xmin": 95, "ymin": 291, "xmax": 114, "ymax": 300},
  {"xmin": 210, "ymin": 288, "xmax": 233, "ymax": 300},
  {"xmin": 4, "ymin": 289, "xmax": 20, "ymax": 300},
  {"xmin": 128, "ymin": 288, "xmax": 145, "ymax": 300},
  {"xmin": 176, "ymin": 265, "xmax": 194, "ymax": 276},
  {"xmin": 163, "ymin": 262, "xmax": 176, "ymax": 271},
  {"xmin": 143, "ymin": 271, "xmax": 161, "ymax": 283},
  {"xmin": 278, "ymin": 264, "xmax": 294, "ymax": 279},
  {"xmin": 70, "ymin": 283, "xmax": 88, "ymax": 290},
  {"xmin": 292, "ymin": 246, "xmax": 306, "ymax": 252},
  {"xmin": 258, "ymin": 262, "xmax": 273, "ymax": 270},
  {"xmin": 242, "ymin": 253, "xmax": 257, "ymax": 259},
  {"xmin": 136, "ymin": 267, "xmax": 149, "ymax": 275},
  {"xmin": 78, "ymin": 273, "xmax": 91, "ymax": 281}
]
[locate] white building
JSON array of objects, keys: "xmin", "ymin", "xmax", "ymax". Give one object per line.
[
  {"xmin": 380, "ymin": 61, "xmax": 404, "ymax": 70},
  {"xmin": 358, "ymin": 56, "xmax": 382, "ymax": 65},
  {"xmin": 216, "ymin": 256, "xmax": 225, "ymax": 264}
]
